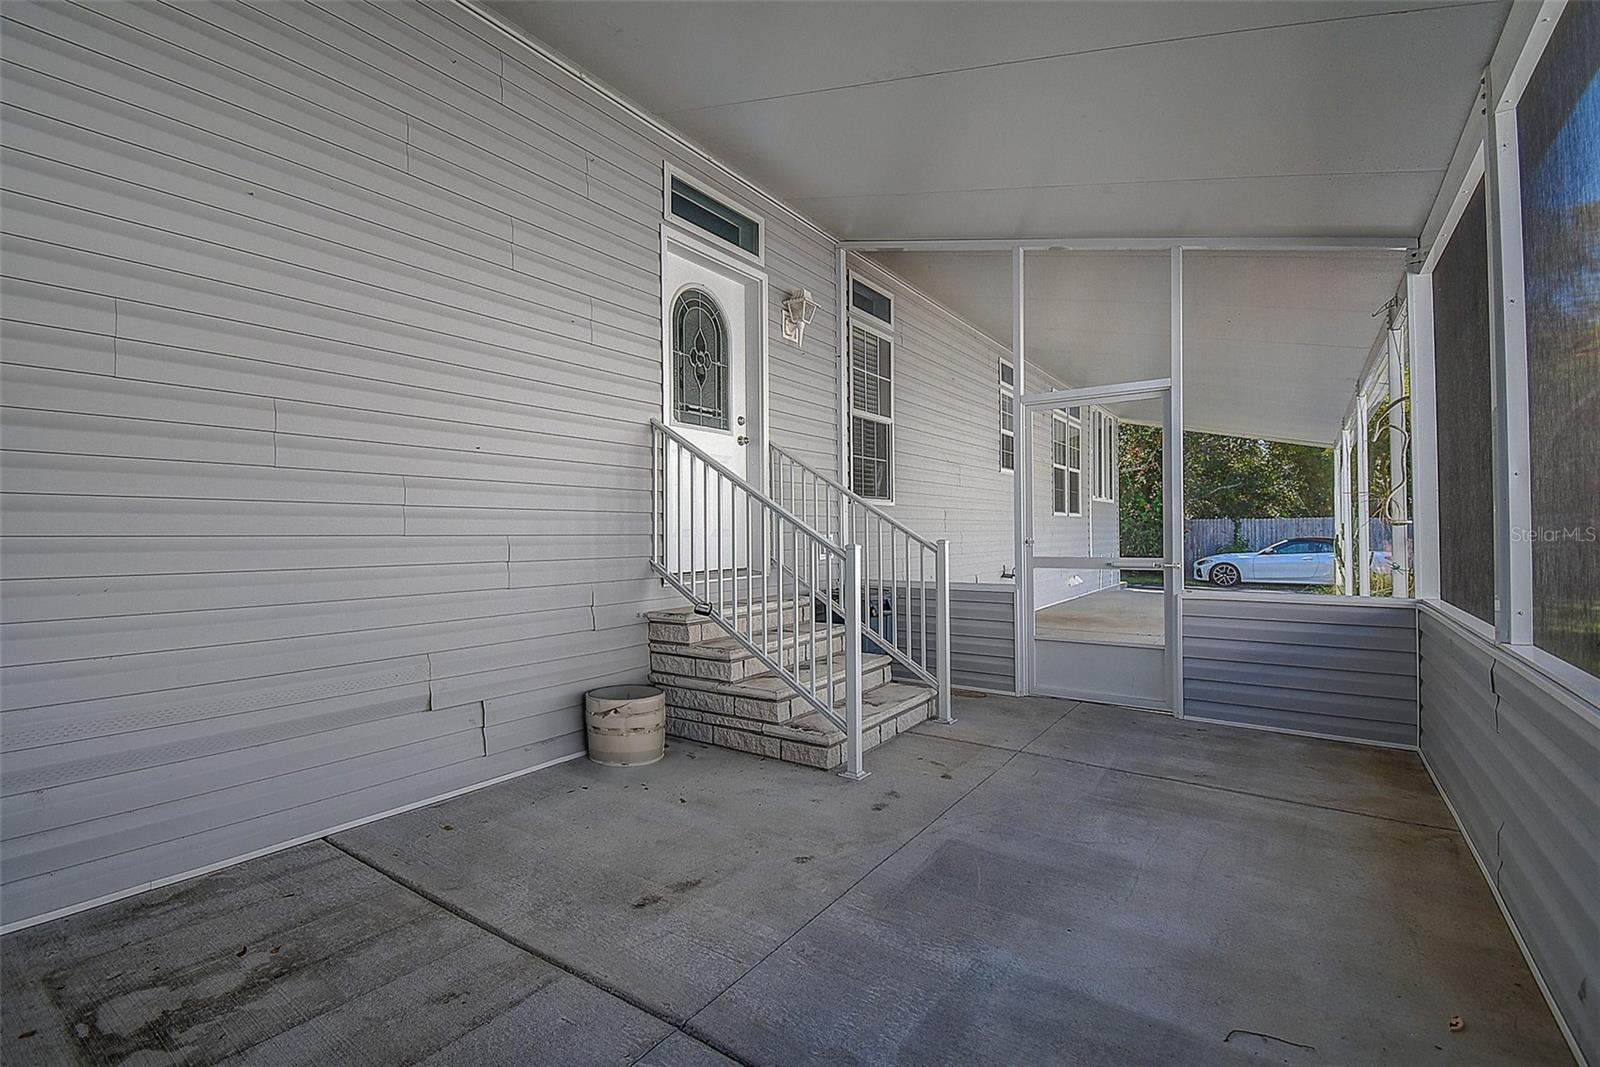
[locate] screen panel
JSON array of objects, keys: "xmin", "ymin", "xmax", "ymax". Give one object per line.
[
  {"xmin": 1519, "ymin": 0, "xmax": 1600, "ymax": 676},
  {"xmin": 1432, "ymin": 181, "xmax": 1495, "ymax": 625}
]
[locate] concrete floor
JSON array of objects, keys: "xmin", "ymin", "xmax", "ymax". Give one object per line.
[
  {"xmin": 1, "ymin": 698, "xmax": 1572, "ymax": 1067},
  {"xmin": 1035, "ymin": 588, "xmax": 1164, "ymax": 646}
]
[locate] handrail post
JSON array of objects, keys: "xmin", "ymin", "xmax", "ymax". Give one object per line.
[
  {"xmin": 934, "ymin": 538, "xmax": 955, "ymax": 724},
  {"xmin": 839, "ymin": 542, "xmax": 869, "ymax": 780}
]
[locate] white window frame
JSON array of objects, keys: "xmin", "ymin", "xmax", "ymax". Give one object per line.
[
  {"xmin": 999, "ymin": 358, "xmax": 1016, "ymax": 473},
  {"xmin": 662, "ymin": 163, "xmax": 765, "ymax": 267},
  {"xmin": 848, "ymin": 271, "xmax": 894, "ymax": 329},
  {"xmin": 848, "ymin": 313, "xmax": 895, "ymax": 502},
  {"xmin": 1051, "ymin": 411, "xmax": 1082, "ymax": 517},
  {"xmin": 1408, "ymin": 0, "xmax": 1600, "ymax": 708},
  {"xmin": 1091, "ymin": 408, "xmax": 1118, "ymax": 502}
]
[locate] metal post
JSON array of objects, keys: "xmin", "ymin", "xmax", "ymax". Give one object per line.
[
  {"xmin": 1165, "ymin": 247, "xmax": 1185, "ymax": 718},
  {"xmin": 1356, "ymin": 391, "xmax": 1372, "ymax": 597},
  {"xmin": 1386, "ymin": 323, "xmax": 1410, "ymax": 596},
  {"xmin": 1486, "ymin": 79, "xmax": 1534, "ymax": 644},
  {"xmin": 1340, "ymin": 426, "xmax": 1356, "ymax": 596},
  {"xmin": 934, "ymin": 537, "xmax": 954, "ymax": 723},
  {"xmin": 1407, "ymin": 272, "xmax": 1441, "ymax": 600},
  {"xmin": 1010, "ymin": 246, "xmax": 1029, "ymax": 696},
  {"xmin": 839, "ymin": 542, "xmax": 868, "ymax": 780}
]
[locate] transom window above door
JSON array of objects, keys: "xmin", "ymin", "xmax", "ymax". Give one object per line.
[
  {"xmin": 671, "ymin": 288, "xmax": 729, "ymax": 430},
  {"xmin": 666, "ymin": 168, "xmax": 762, "ymax": 261}
]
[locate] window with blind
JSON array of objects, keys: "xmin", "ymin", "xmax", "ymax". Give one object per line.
[
  {"xmin": 850, "ymin": 322, "xmax": 894, "ymax": 500},
  {"xmin": 1432, "ymin": 181, "xmax": 1495, "ymax": 626},
  {"xmin": 1052, "ymin": 412, "xmax": 1082, "ymax": 516},
  {"xmin": 1518, "ymin": 0, "xmax": 1600, "ymax": 676},
  {"xmin": 999, "ymin": 360, "xmax": 1015, "ymax": 472}
]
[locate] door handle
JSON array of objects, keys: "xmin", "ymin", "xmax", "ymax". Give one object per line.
[{"xmin": 737, "ymin": 435, "xmax": 750, "ymax": 445}]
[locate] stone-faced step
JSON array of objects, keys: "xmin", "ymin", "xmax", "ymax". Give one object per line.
[
  {"xmin": 647, "ymin": 599, "xmax": 812, "ymax": 645},
  {"xmin": 649, "ymin": 626, "xmax": 846, "ymax": 682},
  {"xmin": 663, "ymin": 680, "xmax": 935, "ymax": 770},
  {"xmin": 649, "ymin": 654, "xmax": 893, "ymax": 723}
]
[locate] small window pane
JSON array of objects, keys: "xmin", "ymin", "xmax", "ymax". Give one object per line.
[
  {"xmin": 1053, "ymin": 467, "xmax": 1066, "ymax": 514},
  {"xmin": 850, "ymin": 328, "xmax": 892, "ymax": 418},
  {"xmin": 851, "ymin": 417, "xmax": 892, "ymax": 499},
  {"xmin": 671, "ymin": 288, "xmax": 729, "ymax": 430},
  {"xmin": 999, "ymin": 361, "xmax": 1015, "ymax": 388},
  {"xmin": 670, "ymin": 177, "xmax": 759, "ymax": 255},
  {"xmin": 851, "ymin": 279, "xmax": 892, "ymax": 323}
]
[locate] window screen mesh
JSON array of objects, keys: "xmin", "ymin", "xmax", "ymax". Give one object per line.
[
  {"xmin": 1519, "ymin": 0, "xmax": 1600, "ymax": 675},
  {"xmin": 1432, "ymin": 181, "xmax": 1496, "ymax": 625}
]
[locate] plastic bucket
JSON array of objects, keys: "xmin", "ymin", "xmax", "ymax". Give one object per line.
[{"xmin": 584, "ymin": 685, "xmax": 666, "ymax": 767}]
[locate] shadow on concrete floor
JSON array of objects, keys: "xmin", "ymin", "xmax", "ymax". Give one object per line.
[{"xmin": 1, "ymin": 697, "xmax": 1573, "ymax": 1067}]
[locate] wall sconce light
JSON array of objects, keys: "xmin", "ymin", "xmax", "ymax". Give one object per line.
[{"xmin": 781, "ymin": 289, "xmax": 817, "ymax": 345}]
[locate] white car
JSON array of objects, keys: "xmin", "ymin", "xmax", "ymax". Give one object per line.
[{"xmin": 1193, "ymin": 537, "xmax": 1390, "ymax": 587}]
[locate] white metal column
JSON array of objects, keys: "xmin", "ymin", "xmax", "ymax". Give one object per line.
[
  {"xmin": 1011, "ymin": 247, "xmax": 1030, "ymax": 695},
  {"xmin": 1485, "ymin": 73, "xmax": 1535, "ymax": 645},
  {"xmin": 1356, "ymin": 390, "xmax": 1372, "ymax": 597},
  {"xmin": 1166, "ymin": 248, "xmax": 1185, "ymax": 717},
  {"xmin": 1407, "ymin": 271, "xmax": 1441, "ymax": 600},
  {"xmin": 1386, "ymin": 323, "xmax": 1410, "ymax": 596}
]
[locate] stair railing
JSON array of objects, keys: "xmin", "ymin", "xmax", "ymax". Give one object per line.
[
  {"xmin": 650, "ymin": 420, "xmax": 869, "ymax": 779},
  {"xmin": 769, "ymin": 445, "xmax": 953, "ymax": 724}
]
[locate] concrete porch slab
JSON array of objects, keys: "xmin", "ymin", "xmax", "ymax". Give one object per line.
[
  {"xmin": 0, "ymin": 695, "xmax": 1571, "ymax": 1067},
  {"xmin": 687, "ymin": 749, "xmax": 1569, "ymax": 1066},
  {"xmin": 1024, "ymin": 701, "xmax": 1456, "ymax": 829},
  {"xmin": 0, "ymin": 842, "xmax": 673, "ymax": 1066},
  {"xmin": 328, "ymin": 731, "xmax": 1009, "ymax": 1025}
]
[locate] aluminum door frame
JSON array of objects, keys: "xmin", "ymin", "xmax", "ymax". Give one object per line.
[{"xmin": 1018, "ymin": 378, "xmax": 1184, "ymax": 715}]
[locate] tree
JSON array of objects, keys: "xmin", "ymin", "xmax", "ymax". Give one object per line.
[{"xmin": 1118, "ymin": 425, "xmax": 1334, "ymax": 557}]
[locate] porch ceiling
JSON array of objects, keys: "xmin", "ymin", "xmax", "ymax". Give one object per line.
[
  {"xmin": 876, "ymin": 248, "xmax": 1407, "ymax": 446},
  {"xmin": 496, "ymin": 0, "xmax": 1508, "ymax": 240}
]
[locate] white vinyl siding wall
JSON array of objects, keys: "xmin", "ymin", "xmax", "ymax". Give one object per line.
[
  {"xmin": 845, "ymin": 258, "xmax": 1109, "ymax": 606},
  {"xmin": 0, "ymin": 0, "xmax": 840, "ymax": 925}
]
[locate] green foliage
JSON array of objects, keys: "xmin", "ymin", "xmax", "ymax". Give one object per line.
[{"xmin": 1118, "ymin": 424, "xmax": 1336, "ymax": 558}]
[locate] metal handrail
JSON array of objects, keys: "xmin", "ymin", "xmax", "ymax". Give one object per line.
[
  {"xmin": 769, "ymin": 444, "xmax": 938, "ymax": 553},
  {"xmin": 768, "ymin": 445, "xmax": 953, "ymax": 724},
  {"xmin": 650, "ymin": 421, "xmax": 870, "ymax": 779}
]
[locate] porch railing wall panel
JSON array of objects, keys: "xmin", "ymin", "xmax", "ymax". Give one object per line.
[
  {"xmin": 0, "ymin": 0, "xmax": 844, "ymax": 927},
  {"xmin": 1417, "ymin": 608, "xmax": 1599, "ymax": 1062},
  {"xmin": 1181, "ymin": 596, "xmax": 1420, "ymax": 745}
]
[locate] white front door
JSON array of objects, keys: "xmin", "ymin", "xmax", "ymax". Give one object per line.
[{"xmin": 662, "ymin": 232, "xmax": 763, "ymax": 576}]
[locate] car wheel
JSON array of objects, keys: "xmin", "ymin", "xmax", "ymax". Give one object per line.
[{"xmin": 1210, "ymin": 563, "xmax": 1241, "ymax": 587}]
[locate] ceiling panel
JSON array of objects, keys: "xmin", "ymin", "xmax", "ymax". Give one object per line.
[
  {"xmin": 497, "ymin": 0, "xmax": 1507, "ymax": 239},
  {"xmin": 875, "ymin": 250, "xmax": 1405, "ymax": 444}
]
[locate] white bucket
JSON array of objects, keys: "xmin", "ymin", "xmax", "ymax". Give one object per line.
[{"xmin": 584, "ymin": 685, "xmax": 666, "ymax": 767}]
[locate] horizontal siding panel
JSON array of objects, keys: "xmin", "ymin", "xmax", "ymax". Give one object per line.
[
  {"xmin": 0, "ymin": 731, "xmax": 583, "ymax": 927},
  {"xmin": 1186, "ymin": 703, "xmax": 1419, "ymax": 746},
  {"xmin": 1, "ymin": 562, "xmax": 511, "ymax": 624},
  {"xmin": 0, "ymin": 0, "xmax": 845, "ymax": 928},
  {"xmin": 0, "ymin": 656, "xmax": 433, "ymax": 751},
  {"xmin": 0, "ymin": 452, "xmax": 403, "ymax": 506},
  {"xmin": 1418, "ymin": 609, "xmax": 1598, "ymax": 1061},
  {"xmin": 0, "ymin": 535, "xmax": 508, "ymax": 578},
  {"xmin": 1181, "ymin": 598, "xmax": 1417, "ymax": 744},
  {"xmin": 2, "ymin": 707, "xmax": 486, "ymax": 884}
]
